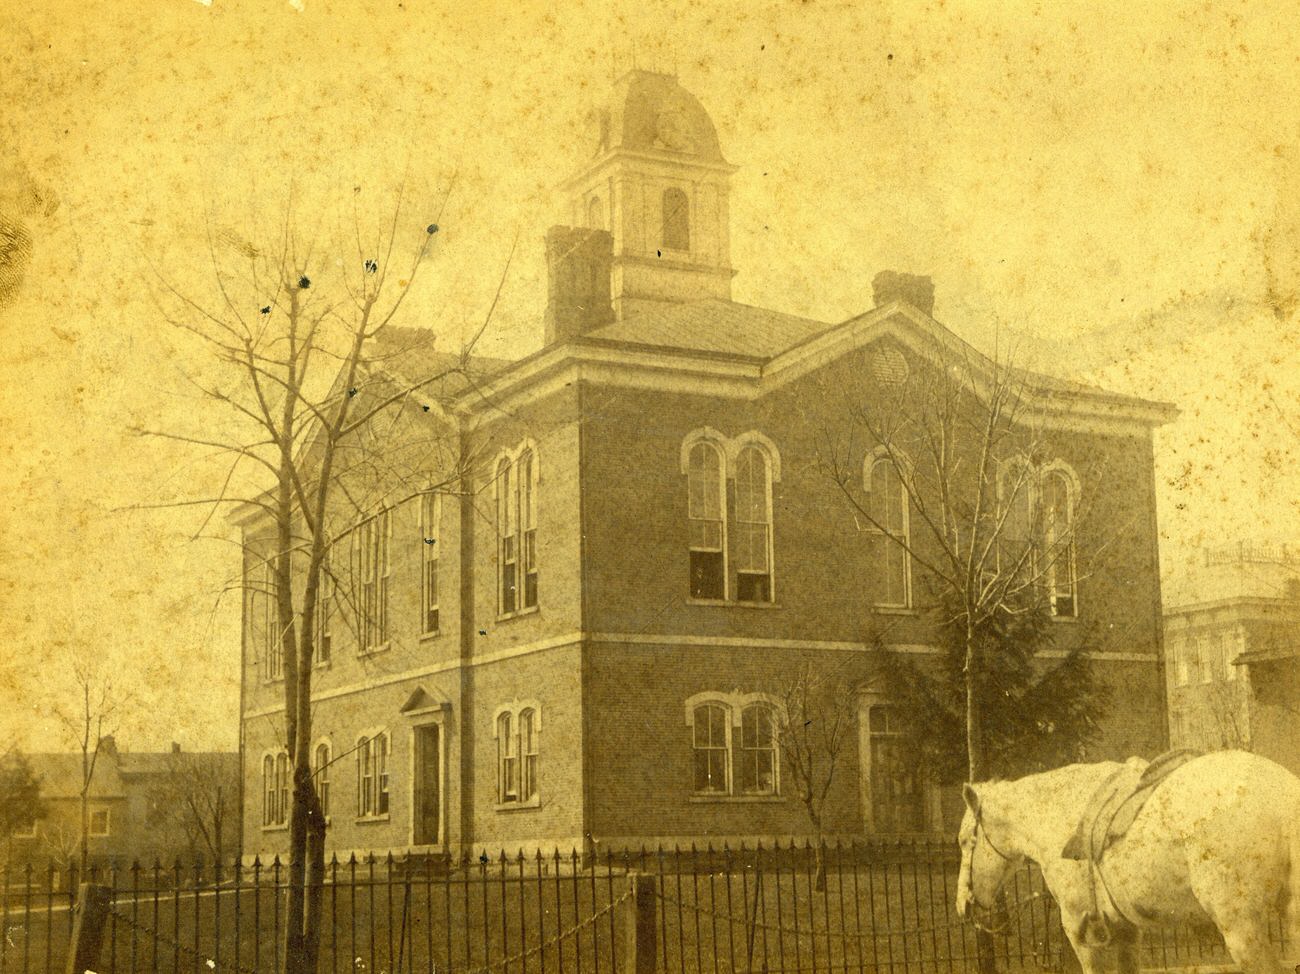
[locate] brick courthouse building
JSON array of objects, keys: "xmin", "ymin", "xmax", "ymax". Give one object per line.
[{"xmin": 238, "ymin": 71, "xmax": 1176, "ymax": 861}]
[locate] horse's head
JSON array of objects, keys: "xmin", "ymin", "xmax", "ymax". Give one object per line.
[{"xmin": 956, "ymin": 782, "xmax": 1019, "ymax": 921}]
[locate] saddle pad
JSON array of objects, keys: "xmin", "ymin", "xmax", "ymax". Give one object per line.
[{"xmin": 1061, "ymin": 749, "xmax": 1200, "ymax": 862}]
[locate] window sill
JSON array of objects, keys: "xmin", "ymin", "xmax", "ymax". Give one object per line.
[
  {"xmin": 418, "ymin": 629, "xmax": 442, "ymax": 643},
  {"xmin": 494, "ymin": 797, "xmax": 541, "ymax": 812},
  {"xmin": 358, "ymin": 642, "xmax": 391, "ymax": 658},
  {"xmin": 686, "ymin": 599, "xmax": 782, "ymax": 610},
  {"xmin": 873, "ymin": 606, "xmax": 918, "ymax": 616},
  {"xmin": 356, "ymin": 814, "xmax": 391, "ymax": 825},
  {"xmin": 689, "ymin": 795, "xmax": 784, "ymax": 804},
  {"xmin": 495, "ymin": 606, "xmax": 540, "ymax": 624},
  {"xmin": 1049, "ymin": 614, "xmax": 1080, "ymax": 624},
  {"xmin": 261, "ymin": 824, "xmax": 288, "ymax": 833}
]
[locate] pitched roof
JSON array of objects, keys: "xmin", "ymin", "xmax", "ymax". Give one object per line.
[
  {"xmin": 584, "ymin": 298, "xmax": 833, "ymax": 359},
  {"xmin": 26, "ymin": 753, "xmax": 126, "ymax": 800}
]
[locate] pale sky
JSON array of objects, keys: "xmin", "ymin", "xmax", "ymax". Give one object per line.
[{"xmin": 2, "ymin": 0, "xmax": 1297, "ymax": 752}]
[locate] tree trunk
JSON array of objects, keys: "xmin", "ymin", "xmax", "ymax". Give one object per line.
[{"xmin": 284, "ymin": 767, "xmax": 310, "ymax": 974}]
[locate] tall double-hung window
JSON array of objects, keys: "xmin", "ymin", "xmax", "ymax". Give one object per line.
[
  {"xmin": 687, "ymin": 442, "xmax": 726, "ymax": 600},
  {"xmin": 683, "ymin": 432, "xmax": 779, "ymax": 603},
  {"xmin": 865, "ymin": 453, "xmax": 910, "ymax": 609},
  {"xmin": 357, "ymin": 511, "xmax": 391, "ymax": 651},
  {"xmin": 497, "ymin": 447, "xmax": 539, "ymax": 615}
]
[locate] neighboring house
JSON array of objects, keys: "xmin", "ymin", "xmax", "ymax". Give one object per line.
[
  {"xmin": 238, "ymin": 70, "xmax": 1176, "ymax": 862},
  {"xmin": 8, "ymin": 738, "xmax": 239, "ymax": 873},
  {"xmin": 1164, "ymin": 542, "xmax": 1300, "ymax": 773}
]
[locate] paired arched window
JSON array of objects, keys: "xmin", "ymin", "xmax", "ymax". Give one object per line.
[
  {"xmin": 999, "ymin": 459, "xmax": 1080, "ymax": 617},
  {"xmin": 356, "ymin": 732, "xmax": 389, "ymax": 818},
  {"xmin": 497, "ymin": 446, "xmax": 540, "ymax": 615},
  {"xmin": 683, "ymin": 431, "xmax": 780, "ymax": 603},
  {"xmin": 313, "ymin": 741, "xmax": 331, "ymax": 819},
  {"xmin": 687, "ymin": 694, "xmax": 781, "ymax": 797},
  {"xmin": 261, "ymin": 751, "xmax": 289, "ymax": 827},
  {"xmin": 864, "ymin": 452, "xmax": 910, "ymax": 608},
  {"xmin": 662, "ymin": 187, "xmax": 690, "ymax": 251},
  {"xmin": 495, "ymin": 702, "xmax": 541, "ymax": 805}
]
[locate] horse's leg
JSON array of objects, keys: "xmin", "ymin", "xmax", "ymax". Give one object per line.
[
  {"xmin": 1060, "ymin": 909, "xmax": 1115, "ymax": 974},
  {"xmin": 1217, "ymin": 914, "xmax": 1286, "ymax": 974},
  {"xmin": 1111, "ymin": 922, "xmax": 1140, "ymax": 974}
]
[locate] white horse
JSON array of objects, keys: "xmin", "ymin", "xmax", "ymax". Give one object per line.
[{"xmin": 955, "ymin": 750, "xmax": 1300, "ymax": 974}]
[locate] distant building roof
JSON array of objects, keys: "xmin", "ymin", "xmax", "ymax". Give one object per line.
[
  {"xmin": 1164, "ymin": 542, "xmax": 1300, "ymax": 610},
  {"xmin": 26, "ymin": 753, "xmax": 126, "ymax": 800},
  {"xmin": 584, "ymin": 298, "xmax": 832, "ymax": 359}
]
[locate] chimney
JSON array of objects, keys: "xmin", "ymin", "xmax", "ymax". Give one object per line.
[
  {"xmin": 544, "ymin": 226, "xmax": 614, "ymax": 346},
  {"xmin": 171, "ymin": 741, "xmax": 182, "ymax": 754},
  {"xmin": 872, "ymin": 270, "xmax": 935, "ymax": 317},
  {"xmin": 98, "ymin": 734, "xmax": 117, "ymax": 758}
]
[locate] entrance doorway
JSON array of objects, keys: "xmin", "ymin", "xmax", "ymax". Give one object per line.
[{"xmin": 413, "ymin": 724, "xmax": 441, "ymax": 845}]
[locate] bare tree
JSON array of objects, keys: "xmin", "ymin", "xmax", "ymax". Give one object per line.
[
  {"xmin": 55, "ymin": 661, "xmax": 118, "ymax": 873},
  {"xmin": 142, "ymin": 185, "xmax": 508, "ymax": 974},
  {"xmin": 821, "ymin": 345, "xmax": 1113, "ymax": 783},
  {"xmin": 774, "ymin": 661, "xmax": 855, "ymax": 890},
  {"xmin": 146, "ymin": 751, "xmax": 240, "ymax": 864}
]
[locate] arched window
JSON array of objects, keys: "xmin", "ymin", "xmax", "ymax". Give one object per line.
[
  {"xmin": 687, "ymin": 441, "xmax": 726, "ymax": 600},
  {"xmin": 734, "ymin": 446, "xmax": 773, "ymax": 602},
  {"xmin": 866, "ymin": 455, "xmax": 910, "ymax": 608},
  {"xmin": 497, "ymin": 447, "xmax": 540, "ymax": 615},
  {"xmin": 275, "ymin": 752, "xmax": 289, "ymax": 826},
  {"xmin": 497, "ymin": 458, "xmax": 517, "ymax": 614},
  {"xmin": 662, "ymin": 187, "xmax": 690, "ymax": 252},
  {"xmin": 356, "ymin": 733, "xmax": 389, "ymax": 818},
  {"xmin": 691, "ymin": 703, "xmax": 729, "ymax": 794},
  {"xmin": 497, "ymin": 711, "xmax": 517, "ymax": 803},
  {"xmin": 419, "ymin": 492, "xmax": 440, "ymax": 635},
  {"xmin": 1041, "ymin": 469, "xmax": 1077, "ymax": 617},
  {"xmin": 314, "ymin": 742, "xmax": 331, "ymax": 819},
  {"xmin": 357, "ymin": 510, "xmax": 391, "ymax": 651},
  {"xmin": 519, "ymin": 450, "xmax": 539, "ymax": 609},
  {"xmin": 494, "ymin": 702, "xmax": 542, "ymax": 806},
  {"xmin": 519, "ymin": 708, "xmax": 538, "ymax": 802},
  {"xmin": 261, "ymin": 560, "xmax": 282, "ymax": 680},
  {"xmin": 739, "ymin": 704, "xmax": 778, "ymax": 795},
  {"xmin": 587, "ymin": 196, "xmax": 605, "ymax": 230},
  {"xmin": 262, "ymin": 755, "xmax": 275, "ymax": 827}
]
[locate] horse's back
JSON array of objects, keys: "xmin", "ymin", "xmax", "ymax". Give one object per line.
[{"xmin": 1115, "ymin": 750, "xmax": 1300, "ymax": 922}]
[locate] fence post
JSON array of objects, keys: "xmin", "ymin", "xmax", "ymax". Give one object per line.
[
  {"xmin": 620, "ymin": 872, "xmax": 658, "ymax": 974},
  {"xmin": 64, "ymin": 882, "xmax": 112, "ymax": 974}
]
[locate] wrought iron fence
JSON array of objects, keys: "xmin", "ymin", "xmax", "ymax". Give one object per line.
[{"xmin": 1, "ymin": 840, "xmax": 1289, "ymax": 974}]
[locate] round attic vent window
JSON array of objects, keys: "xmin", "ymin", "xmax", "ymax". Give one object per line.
[{"xmin": 871, "ymin": 347, "xmax": 909, "ymax": 386}]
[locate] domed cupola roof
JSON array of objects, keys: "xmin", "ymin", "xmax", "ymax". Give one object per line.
[{"xmin": 588, "ymin": 70, "xmax": 726, "ymax": 163}]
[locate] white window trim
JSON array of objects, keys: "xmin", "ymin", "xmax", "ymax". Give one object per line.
[
  {"xmin": 312, "ymin": 737, "xmax": 333, "ymax": 823},
  {"xmin": 1038, "ymin": 460, "xmax": 1080, "ymax": 619},
  {"xmin": 418, "ymin": 491, "xmax": 441, "ymax": 636},
  {"xmin": 355, "ymin": 727, "xmax": 391, "ymax": 821},
  {"xmin": 863, "ymin": 447, "xmax": 913, "ymax": 610},
  {"xmin": 681, "ymin": 430, "xmax": 783, "ymax": 605},
  {"xmin": 492, "ymin": 699, "xmax": 542, "ymax": 809},
  {"xmin": 684, "ymin": 434, "xmax": 730, "ymax": 601},
  {"xmin": 260, "ymin": 748, "xmax": 291, "ymax": 830},
  {"xmin": 684, "ymin": 691, "xmax": 787, "ymax": 798},
  {"xmin": 493, "ymin": 440, "xmax": 541, "ymax": 619}
]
